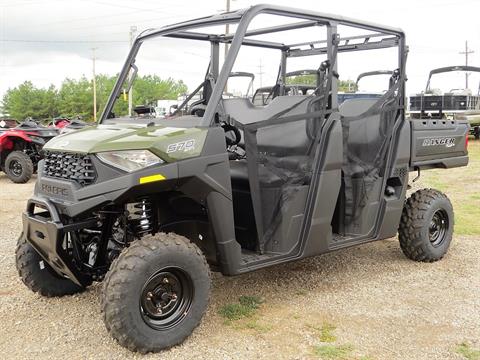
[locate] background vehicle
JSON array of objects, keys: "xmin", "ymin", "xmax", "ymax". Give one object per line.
[
  {"xmin": 0, "ymin": 119, "xmax": 18, "ymax": 132},
  {"xmin": 337, "ymin": 69, "xmax": 393, "ymax": 103},
  {"xmin": 185, "ymin": 71, "xmax": 255, "ymax": 116},
  {"xmin": 59, "ymin": 118, "xmax": 91, "ymax": 134},
  {"xmin": 17, "ymin": 5, "xmax": 468, "ymax": 353},
  {"xmin": 48, "ymin": 117, "xmax": 71, "ymax": 129},
  {"xmin": 0, "ymin": 119, "xmax": 58, "ymax": 183},
  {"xmin": 409, "ymin": 65, "xmax": 480, "ymax": 138},
  {"xmin": 252, "ymin": 69, "xmax": 317, "ymax": 106}
]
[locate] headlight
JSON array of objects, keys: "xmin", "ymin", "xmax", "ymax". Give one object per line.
[{"xmin": 97, "ymin": 150, "xmax": 163, "ymax": 172}]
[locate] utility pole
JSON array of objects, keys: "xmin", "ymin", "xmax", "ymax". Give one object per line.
[
  {"xmin": 128, "ymin": 25, "xmax": 137, "ymax": 116},
  {"xmin": 459, "ymin": 40, "xmax": 474, "ymax": 88},
  {"xmin": 224, "ymin": 0, "xmax": 231, "ymax": 93},
  {"xmin": 91, "ymin": 47, "xmax": 97, "ymax": 122},
  {"xmin": 257, "ymin": 59, "xmax": 264, "ymax": 87}
]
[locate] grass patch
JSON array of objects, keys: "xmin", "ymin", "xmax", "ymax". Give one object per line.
[
  {"xmin": 456, "ymin": 342, "xmax": 480, "ymax": 360},
  {"xmin": 414, "ymin": 141, "xmax": 480, "ymax": 236},
  {"xmin": 308, "ymin": 322, "xmax": 337, "ymax": 343},
  {"xmin": 219, "ymin": 295, "xmax": 263, "ymax": 322},
  {"xmin": 243, "ymin": 319, "xmax": 272, "ymax": 332},
  {"xmin": 318, "ymin": 323, "xmax": 337, "ymax": 343},
  {"xmin": 313, "ymin": 344, "xmax": 353, "ymax": 359},
  {"xmin": 454, "ymin": 203, "xmax": 480, "ymax": 235}
]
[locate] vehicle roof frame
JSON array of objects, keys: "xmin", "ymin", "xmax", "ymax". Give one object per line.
[{"xmin": 100, "ymin": 4, "xmax": 406, "ymax": 125}]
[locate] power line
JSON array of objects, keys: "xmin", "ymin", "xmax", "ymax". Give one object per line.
[{"xmin": 0, "ymin": 39, "xmax": 127, "ymax": 43}]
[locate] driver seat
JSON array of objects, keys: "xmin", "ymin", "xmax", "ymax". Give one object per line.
[{"xmin": 224, "ymin": 95, "xmax": 320, "ymax": 190}]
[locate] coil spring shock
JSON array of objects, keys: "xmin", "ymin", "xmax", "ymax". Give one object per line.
[{"xmin": 129, "ymin": 198, "xmax": 153, "ymax": 237}]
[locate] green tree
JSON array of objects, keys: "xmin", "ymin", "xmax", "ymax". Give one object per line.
[
  {"xmin": 286, "ymin": 74, "xmax": 357, "ymax": 92},
  {"xmin": 2, "ymin": 81, "xmax": 59, "ymax": 120},
  {"xmin": 57, "ymin": 76, "xmax": 93, "ymax": 119},
  {"xmin": 2, "ymin": 75, "xmax": 188, "ymax": 121},
  {"xmin": 110, "ymin": 74, "xmax": 188, "ymax": 117}
]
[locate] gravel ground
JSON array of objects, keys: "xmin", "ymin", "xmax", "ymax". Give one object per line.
[{"xmin": 0, "ymin": 173, "xmax": 478, "ymax": 360}]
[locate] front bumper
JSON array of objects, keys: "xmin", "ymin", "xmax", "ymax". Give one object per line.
[{"xmin": 22, "ymin": 197, "xmax": 97, "ymax": 286}]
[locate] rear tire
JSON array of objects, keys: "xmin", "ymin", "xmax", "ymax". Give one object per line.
[
  {"xmin": 398, "ymin": 189, "xmax": 454, "ymax": 262},
  {"xmin": 101, "ymin": 233, "xmax": 211, "ymax": 353},
  {"xmin": 5, "ymin": 151, "xmax": 33, "ymax": 183},
  {"xmin": 15, "ymin": 234, "xmax": 86, "ymax": 297}
]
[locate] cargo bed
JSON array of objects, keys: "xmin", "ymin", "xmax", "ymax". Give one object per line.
[{"xmin": 410, "ymin": 119, "xmax": 469, "ymax": 170}]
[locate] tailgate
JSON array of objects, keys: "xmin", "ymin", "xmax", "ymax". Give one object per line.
[{"xmin": 410, "ymin": 119, "xmax": 469, "ymax": 169}]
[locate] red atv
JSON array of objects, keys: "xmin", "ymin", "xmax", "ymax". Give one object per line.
[{"xmin": 0, "ymin": 119, "xmax": 58, "ymax": 183}]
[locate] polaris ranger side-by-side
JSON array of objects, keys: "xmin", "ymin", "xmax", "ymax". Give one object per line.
[{"xmin": 16, "ymin": 5, "xmax": 469, "ymax": 353}]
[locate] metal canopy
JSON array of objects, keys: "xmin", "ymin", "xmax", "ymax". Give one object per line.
[{"xmin": 426, "ymin": 65, "xmax": 480, "ymax": 92}]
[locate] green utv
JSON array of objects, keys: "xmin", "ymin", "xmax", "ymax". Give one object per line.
[{"xmin": 16, "ymin": 5, "xmax": 469, "ymax": 353}]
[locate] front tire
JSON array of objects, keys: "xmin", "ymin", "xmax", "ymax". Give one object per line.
[
  {"xmin": 398, "ymin": 189, "xmax": 454, "ymax": 262},
  {"xmin": 5, "ymin": 151, "xmax": 33, "ymax": 183},
  {"xmin": 101, "ymin": 233, "xmax": 211, "ymax": 353},
  {"xmin": 15, "ymin": 235, "xmax": 86, "ymax": 297}
]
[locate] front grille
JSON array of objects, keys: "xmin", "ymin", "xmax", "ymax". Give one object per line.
[{"xmin": 43, "ymin": 151, "xmax": 96, "ymax": 186}]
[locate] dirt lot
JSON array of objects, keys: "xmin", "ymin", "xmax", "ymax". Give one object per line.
[{"xmin": 0, "ymin": 143, "xmax": 479, "ymax": 360}]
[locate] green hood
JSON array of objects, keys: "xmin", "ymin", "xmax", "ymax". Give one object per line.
[{"xmin": 45, "ymin": 124, "xmax": 208, "ymax": 162}]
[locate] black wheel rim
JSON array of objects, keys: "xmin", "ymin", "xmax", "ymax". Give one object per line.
[
  {"xmin": 429, "ymin": 209, "xmax": 449, "ymax": 247},
  {"xmin": 9, "ymin": 160, "xmax": 23, "ymax": 177},
  {"xmin": 140, "ymin": 267, "xmax": 193, "ymax": 331}
]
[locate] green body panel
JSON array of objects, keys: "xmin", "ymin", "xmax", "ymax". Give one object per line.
[{"xmin": 44, "ymin": 124, "xmax": 209, "ymax": 162}]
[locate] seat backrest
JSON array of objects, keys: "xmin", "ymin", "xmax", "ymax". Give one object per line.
[
  {"xmin": 223, "ymin": 95, "xmax": 318, "ymax": 156},
  {"xmin": 339, "ymin": 98, "xmax": 384, "ymax": 159}
]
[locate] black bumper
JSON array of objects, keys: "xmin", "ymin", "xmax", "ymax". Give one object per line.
[{"xmin": 22, "ymin": 197, "xmax": 97, "ymax": 286}]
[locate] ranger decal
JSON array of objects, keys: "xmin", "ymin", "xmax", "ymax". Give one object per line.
[{"xmin": 422, "ymin": 137, "xmax": 456, "ymax": 148}]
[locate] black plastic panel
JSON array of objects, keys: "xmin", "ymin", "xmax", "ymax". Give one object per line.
[{"xmin": 410, "ymin": 119, "xmax": 469, "ymax": 168}]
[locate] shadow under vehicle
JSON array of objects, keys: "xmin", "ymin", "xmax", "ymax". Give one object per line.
[
  {"xmin": 409, "ymin": 65, "xmax": 480, "ymax": 139},
  {"xmin": 17, "ymin": 4, "xmax": 469, "ymax": 353}
]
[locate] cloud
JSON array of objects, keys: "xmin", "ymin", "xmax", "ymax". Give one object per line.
[{"xmin": 1, "ymin": 0, "xmax": 479, "ymax": 100}]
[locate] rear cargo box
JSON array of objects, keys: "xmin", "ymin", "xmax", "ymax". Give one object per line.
[{"xmin": 410, "ymin": 119, "xmax": 469, "ymax": 169}]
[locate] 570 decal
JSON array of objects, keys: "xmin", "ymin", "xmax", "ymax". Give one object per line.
[{"xmin": 166, "ymin": 139, "xmax": 196, "ymax": 153}]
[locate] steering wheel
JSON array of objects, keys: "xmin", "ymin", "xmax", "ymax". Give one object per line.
[{"xmin": 220, "ymin": 122, "xmax": 241, "ymax": 146}]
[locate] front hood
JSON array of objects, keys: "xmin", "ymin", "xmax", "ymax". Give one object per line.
[{"xmin": 45, "ymin": 124, "xmax": 208, "ymax": 162}]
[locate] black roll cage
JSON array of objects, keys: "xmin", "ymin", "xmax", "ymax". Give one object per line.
[{"xmin": 100, "ymin": 4, "xmax": 406, "ymax": 126}]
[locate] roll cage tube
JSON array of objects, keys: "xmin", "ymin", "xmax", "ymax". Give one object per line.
[
  {"xmin": 425, "ymin": 65, "xmax": 480, "ymax": 94},
  {"xmin": 100, "ymin": 4, "xmax": 405, "ymax": 126}
]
